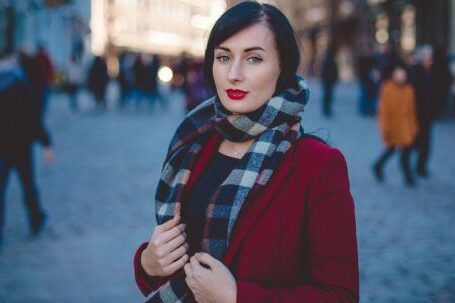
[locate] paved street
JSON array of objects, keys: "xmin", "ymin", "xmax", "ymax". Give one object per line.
[{"xmin": 0, "ymin": 80, "xmax": 454, "ymax": 303}]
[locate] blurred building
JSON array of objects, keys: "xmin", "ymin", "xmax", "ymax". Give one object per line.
[
  {"xmin": 227, "ymin": 0, "xmax": 360, "ymax": 79},
  {"xmin": 365, "ymin": 0, "xmax": 450, "ymax": 54},
  {"xmin": 91, "ymin": 0, "xmax": 226, "ymax": 57},
  {"xmin": 228, "ymin": 0, "xmax": 455, "ymax": 78},
  {"xmin": 0, "ymin": 0, "xmax": 90, "ymax": 68}
]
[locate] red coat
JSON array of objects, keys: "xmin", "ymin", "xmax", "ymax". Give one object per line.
[{"xmin": 134, "ymin": 135, "xmax": 359, "ymax": 302}]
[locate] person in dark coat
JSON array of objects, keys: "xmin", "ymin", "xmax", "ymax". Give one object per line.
[
  {"xmin": 321, "ymin": 44, "xmax": 338, "ymax": 117},
  {"xmin": 184, "ymin": 58, "xmax": 213, "ymax": 113},
  {"xmin": 117, "ymin": 52, "xmax": 135, "ymax": 108},
  {"xmin": 409, "ymin": 46, "xmax": 436, "ymax": 177},
  {"xmin": 33, "ymin": 45, "xmax": 54, "ymax": 116},
  {"xmin": 432, "ymin": 45, "xmax": 453, "ymax": 118},
  {"xmin": 134, "ymin": 2, "xmax": 358, "ymax": 302},
  {"xmin": 357, "ymin": 52, "xmax": 380, "ymax": 116},
  {"xmin": 88, "ymin": 56, "xmax": 109, "ymax": 109},
  {"xmin": 0, "ymin": 54, "xmax": 54, "ymax": 242}
]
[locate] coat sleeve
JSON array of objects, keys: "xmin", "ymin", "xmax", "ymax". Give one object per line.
[
  {"xmin": 133, "ymin": 242, "xmax": 169, "ymax": 296},
  {"xmin": 236, "ymin": 148, "xmax": 359, "ymax": 303},
  {"xmin": 378, "ymin": 84, "xmax": 392, "ymax": 141}
]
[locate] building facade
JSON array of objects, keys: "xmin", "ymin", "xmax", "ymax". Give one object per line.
[
  {"xmin": 0, "ymin": 0, "xmax": 90, "ymax": 69},
  {"xmin": 91, "ymin": 0, "xmax": 226, "ymax": 57}
]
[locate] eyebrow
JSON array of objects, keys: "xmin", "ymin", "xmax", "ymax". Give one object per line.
[{"xmin": 215, "ymin": 46, "xmax": 267, "ymax": 53}]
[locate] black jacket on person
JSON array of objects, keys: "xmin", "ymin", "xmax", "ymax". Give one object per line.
[
  {"xmin": 409, "ymin": 64, "xmax": 436, "ymax": 127},
  {"xmin": 0, "ymin": 76, "xmax": 51, "ymax": 160},
  {"xmin": 321, "ymin": 53, "xmax": 338, "ymax": 86}
]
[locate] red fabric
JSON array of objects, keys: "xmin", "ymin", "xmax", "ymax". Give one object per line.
[
  {"xmin": 35, "ymin": 52, "xmax": 54, "ymax": 85},
  {"xmin": 134, "ymin": 136, "xmax": 359, "ymax": 302},
  {"xmin": 134, "ymin": 242, "xmax": 167, "ymax": 295}
]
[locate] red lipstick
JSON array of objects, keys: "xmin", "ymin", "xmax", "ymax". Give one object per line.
[{"xmin": 226, "ymin": 89, "xmax": 249, "ymax": 100}]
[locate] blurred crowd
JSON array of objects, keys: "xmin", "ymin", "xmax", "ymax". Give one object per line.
[
  {"xmin": 352, "ymin": 43, "xmax": 452, "ymax": 187},
  {"xmin": 317, "ymin": 41, "xmax": 453, "ymax": 188},
  {"xmin": 1, "ymin": 39, "xmax": 454, "ymax": 241}
]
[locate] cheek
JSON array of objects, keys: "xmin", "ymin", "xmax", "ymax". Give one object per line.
[
  {"xmin": 212, "ymin": 65, "xmax": 221, "ymax": 85},
  {"xmin": 254, "ymin": 67, "xmax": 280, "ymax": 98}
]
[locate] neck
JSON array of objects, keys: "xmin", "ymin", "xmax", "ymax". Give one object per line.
[{"xmin": 219, "ymin": 138, "xmax": 254, "ymax": 159}]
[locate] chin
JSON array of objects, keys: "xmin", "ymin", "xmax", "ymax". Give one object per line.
[{"xmin": 221, "ymin": 103, "xmax": 250, "ymax": 115}]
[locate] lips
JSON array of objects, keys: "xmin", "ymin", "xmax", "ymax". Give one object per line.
[{"xmin": 226, "ymin": 89, "xmax": 249, "ymax": 100}]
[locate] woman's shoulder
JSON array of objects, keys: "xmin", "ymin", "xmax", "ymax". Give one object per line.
[{"xmin": 292, "ymin": 136, "xmax": 346, "ymax": 166}]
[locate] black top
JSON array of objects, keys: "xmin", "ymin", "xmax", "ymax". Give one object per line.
[
  {"xmin": 182, "ymin": 151, "xmax": 240, "ymax": 256},
  {"xmin": 0, "ymin": 78, "xmax": 51, "ymax": 159}
]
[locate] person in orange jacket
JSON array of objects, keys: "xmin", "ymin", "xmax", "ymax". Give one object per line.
[{"xmin": 373, "ymin": 61, "xmax": 419, "ymax": 187}]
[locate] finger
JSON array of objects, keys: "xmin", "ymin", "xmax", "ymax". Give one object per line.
[
  {"xmin": 195, "ymin": 252, "xmax": 218, "ymax": 269},
  {"xmin": 160, "ymin": 231, "xmax": 187, "ymax": 254},
  {"xmin": 156, "ymin": 214, "xmax": 181, "ymax": 233},
  {"xmin": 185, "ymin": 277, "xmax": 192, "ymax": 289},
  {"xmin": 190, "ymin": 255, "xmax": 205, "ymax": 274},
  {"xmin": 164, "ymin": 253, "xmax": 189, "ymax": 275},
  {"xmin": 156, "ymin": 224, "xmax": 186, "ymax": 244},
  {"xmin": 183, "ymin": 261, "xmax": 193, "ymax": 278},
  {"xmin": 164, "ymin": 242, "xmax": 189, "ymax": 264}
]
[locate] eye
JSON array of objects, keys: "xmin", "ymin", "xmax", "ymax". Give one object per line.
[
  {"xmin": 216, "ymin": 55, "xmax": 230, "ymax": 63},
  {"xmin": 247, "ymin": 56, "xmax": 263, "ymax": 63}
]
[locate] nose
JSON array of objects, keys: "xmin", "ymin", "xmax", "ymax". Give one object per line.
[{"xmin": 227, "ymin": 59, "xmax": 244, "ymax": 83}]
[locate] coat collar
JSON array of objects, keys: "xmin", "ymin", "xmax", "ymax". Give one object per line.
[{"xmin": 184, "ymin": 133, "xmax": 296, "ymax": 266}]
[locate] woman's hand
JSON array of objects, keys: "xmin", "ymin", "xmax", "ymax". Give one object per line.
[
  {"xmin": 184, "ymin": 252, "xmax": 237, "ymax": 303},
  {"xmin": 141, "ymin": 214, "xmax": 189, "ymax": 277},
  {"xmin": 43, "ymin": 147, "xmax": 54, "ymax": 165}
]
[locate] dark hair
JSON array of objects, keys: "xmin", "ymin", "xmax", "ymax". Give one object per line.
[
  {"xmin": 382, "ymin": 59, "xmax": 408, "ymax": 81},
  {"xmin": 203, "ymin": 1, "xmax": 300, "ymax": 94}
]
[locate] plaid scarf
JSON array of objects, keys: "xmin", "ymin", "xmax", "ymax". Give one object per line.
[{"xmin": 148, "ymin": 76, "xmax": 309, "ymax": 303}]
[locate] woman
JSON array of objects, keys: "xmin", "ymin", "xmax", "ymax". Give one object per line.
[
  {"xmin": 134, "ymin": 2, "xmax": 358, "ymax": 302},
  {"xmin": 373, "ymin": 61, "xmax": 418, "ymax": 187}
]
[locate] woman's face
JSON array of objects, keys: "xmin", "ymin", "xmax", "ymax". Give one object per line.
[
  {"xmin": 392, "ymin": 67, "xmax": 407, "ymax": 84},
  {"xmin": 212, "ymin": 22, "xmax": 281, "ymax": 115}
]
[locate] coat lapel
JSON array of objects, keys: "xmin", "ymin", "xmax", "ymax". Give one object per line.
[{"xmin": 223, "ymin": 153, "xmax": 295, "ymax": 266}]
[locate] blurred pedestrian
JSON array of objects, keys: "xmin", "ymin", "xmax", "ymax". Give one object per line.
[
  {"xmin": 134, "ymin": 2, "xmax": 358, "ymax": 302},
  {"xmin": 432, "ymin": 45, "xmax": 453, "ymax": 118},
  {"xmin": 133, "ymin": 54, "xmax": 150, "ymax": 109},
  {"xmin": 88, "ymin": 56, "xmax": 109, "ymax": 110},
  {"xmin": 357, "ymin": 52, "xmax": 380, "ymax": 116},
  {"xmin": 34, "ymin": 44, "xmax": 54, "ymax": 116},
  {"xmin": 409, "ymin": 45, "xmax": 436, "ymax": 177},
  {"xmin": 373, "ymin": 62, "xmax": 418, "ymax": 187},
  {"xmin": 321, "ymin": 44, "xmax": 338, "ymax": 117},
  {"xmin": 184, "ymin": 58, "xmax": 213, "ymax": 112},
  {"xmin": 117, "ymin": 52, "xmax": 135, "ymax": 108},
  {"xmin": 374, "ymin": 43, "xmax": 395, "ymax": 80},
  {"xmin": 0, "ymin": 53, "xmax": 54, "ymax": 243},
  {"xmin": 172, "ymin": 52, "xmax": 190, "ymax": 95},
  {"xmin": 149, "ymin": 54, "xmax": 165, "ymax": 111},
  {"xmin": 64, "ymin": 53, "xmax": 84, "ymax": 112}
]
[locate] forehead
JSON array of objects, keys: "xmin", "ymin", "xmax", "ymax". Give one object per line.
[{"xmin": 217, "ymin": 22, "xmax": 276, "ymax": 50}]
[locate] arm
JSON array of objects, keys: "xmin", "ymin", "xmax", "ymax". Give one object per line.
[
  {"xmin": 377, "ymin": 84, "xmax": 392, "ymax": 142},
  {"xmin": 23, "ymin": 85, "xmax": 52, "ymax": 148},
  {"xmin": 236, "ymin": 149, "xmax": 359, "ymax": 303}
]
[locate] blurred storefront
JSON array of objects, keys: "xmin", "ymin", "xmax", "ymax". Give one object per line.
[
  {"xmin": 0, "ymin": 0, "xmax": 90, "ymax": 69},
  {"xmin": 91, "ymin": 0, "xmax": 226, "ymax": 57}
]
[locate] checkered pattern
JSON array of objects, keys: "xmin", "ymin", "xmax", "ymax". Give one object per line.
[{"xmin": 148, "ymin": 76, "xmax": 309, "ymax": 303}]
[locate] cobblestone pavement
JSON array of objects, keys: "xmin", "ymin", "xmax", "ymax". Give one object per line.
[{"xmin": 0, "ymin": 81, "xmax": 454, "ymax": 303}]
